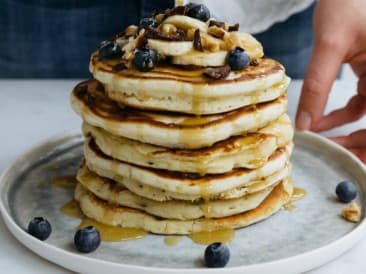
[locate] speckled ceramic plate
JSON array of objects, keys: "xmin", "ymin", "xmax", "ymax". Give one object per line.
[{"xmin": 0, "ymin": 130, "xmax": 366, "ymax": 274}]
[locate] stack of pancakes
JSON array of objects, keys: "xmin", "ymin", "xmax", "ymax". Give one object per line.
[{"xmin": 70, "ymin": 9, "xmax": 294, "ymax": 235}]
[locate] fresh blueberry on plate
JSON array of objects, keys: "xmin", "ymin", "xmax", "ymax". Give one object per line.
[
  {"xmin": 28, "ymin": 217, "xmax": 52, "ymax": 241},
  {"xmin": 227, "ymin": 47, "xmax": 250, "ymax": 70},
  {"xmin": 186, "ymin": 3, "xmax": 210, "ymax": 22},
  {"xmin": 336, "ymin": 180, "xmax": 357, "ymax": 203},
  {"xmin": 204, "ymin": 242, "xmax": 230, "ymax": 268},
  {"xmin": 99, "ymin": 41, "xmax": 123, "ymax": 60},
  {"xmin": 133, "ymin": 49, "xmax": 158, "ymax": 72},
  {"xmin": 74, "ymin": 226, "xmax": 101, "ymax": 253}
]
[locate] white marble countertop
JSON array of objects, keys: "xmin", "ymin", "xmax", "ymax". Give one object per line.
[{"xmin": 0, "ymin": 78, "xmax": 365, "ymax": 274}]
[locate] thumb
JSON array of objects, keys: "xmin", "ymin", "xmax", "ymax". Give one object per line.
[{"xmin": 296, "ymin": 39, "xmax": 345, "ymax": 130}]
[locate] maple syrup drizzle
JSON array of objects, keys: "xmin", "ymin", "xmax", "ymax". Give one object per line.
[
  {"xmin": 59, "ymin": 200, "xmax": 237, "ymax": 245},
  {"xmin": 51, "ymin": 176, "xmax": 77, "ymax": 189},
  {"xmin": 78, "ymin": 218, "xmax": 147, "ymax": 242},
  {"xmin": 189, "ymin": 228, "xmax": 235, "ymax": 245},
  {"xmin": 200, "ymin": 183, "xmax": 212, "ymax": 218},
  {"xmin": 282, "ymin": 202, "xmax": 297, "ymax": 211},
  {"xmin": 292, "ymin": 187, "xmax": 307, "ymax": 202},
  {"xmin": 283, "ymin": 187, "xmax": 307, "ymax": 211},
  {"xmin": 180, "ymin": 116, "xmax": 211, "ymax": 126},
  {"xmin": 164, "ymin": 236, "xmax": 182, "ymax": 246},
  {"xmin": 60, "ymin": 200, "xmax": 84, "ymax": 218},
  {"xmin": 59, "ymin": 199, "xmax": 147, "ymax": 242}
]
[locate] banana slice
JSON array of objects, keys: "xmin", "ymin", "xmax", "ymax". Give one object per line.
[
  {"xmin": 170, "ymin": 31, "xmax": 264, "ymax": 66},
  {"xmin": 172, "ymin": 51, "xmax": 228, "ymax": 67},
  {"xmin": 148, "ymin": 39, "xmax": 193, "ymax": 56},
  {"xmin": 223, "ymin": 32, "xmax": 264, "ymax": 59},
  {"xmin": 164, "ymin": 15, "xmax": 208, "ymax": 33}
]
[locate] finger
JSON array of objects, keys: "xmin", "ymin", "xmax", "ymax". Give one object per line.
[
  {"xmin": 329, "ymin": 129, "xmax": 366, "ymax": 148},
  {"xmin": 357, "ymin": 76, "xmax": 366, "ymax": 98},
  {"xmin": 313, "ymin": 95, "xmax": 366, "ymax": 131},
  {"xmin": 296, "ymin": 39, "xmax": 346, "ymax": 130}
]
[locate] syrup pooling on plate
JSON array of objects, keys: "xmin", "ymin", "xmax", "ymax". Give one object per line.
[
  {"xmin": 51, "ymin": 176, "xmax": 77, "ymax": 189},
  {"xmin": 283, "ymin": 185, "xmax": 307, "ymax": 211},
  {"xmin": 164, "ymin": 236, "xmax": 182, "ymax": 246},
  {"xmin": 292, "ymin": 187, "xmax": 307, "ymax": 202},
  {"xmin": 78, "ymin": 218, "xmax": 148, "ymax": 242},
  {"xmin": 189, "ymin": 228, "xmax": 235, "ymax": 245},
  {"xmin": 60, "ymin": 200, "xmax": 84, "ymax": 218}
]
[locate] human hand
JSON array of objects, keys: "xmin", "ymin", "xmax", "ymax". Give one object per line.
[{"xmin": 296, "ymin": 0, "xmax": 366, "ymax": 163}]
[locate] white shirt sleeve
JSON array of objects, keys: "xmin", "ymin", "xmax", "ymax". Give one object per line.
[{"xmin": 179, "ymin": 0, "xmax": 314, "ymax": 33}]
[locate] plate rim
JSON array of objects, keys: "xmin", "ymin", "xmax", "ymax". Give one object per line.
[{"xmin": 0, "ymin": 129, "xmax": 366, "ymax": 274}]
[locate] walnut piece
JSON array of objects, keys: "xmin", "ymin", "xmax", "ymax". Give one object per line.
[
  {"xmin": 208, "ymin": 20, "xmax": 227, "ymax": 30},
  {"xmin": 342, "ymin": 202, "xmax": 362, "ymax": 223},
  {"xmin": 203, "ymin": 66, "xmax": 231, "ymax": 80},
  {"xmin": 193, "ymin": 29, "xmax": 203, "ymax": 51},
  {"xmin": 208, "ymin": 26, "xmax": 227, "ymax": 39},
  {"xmin": 228, "ymin": 23, "xmax": 240, "ymax": 32},
  {"xmin": 201, "ymin": 33, "xmax": 222, "ymax": 52}
]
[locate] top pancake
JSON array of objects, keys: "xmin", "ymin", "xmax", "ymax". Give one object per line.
[{"xmin": 90, "ymin": 54, "xmax": 288, "ymax": 115}]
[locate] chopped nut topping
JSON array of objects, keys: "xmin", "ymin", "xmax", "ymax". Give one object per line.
[
  {"xmin": 194, "ymin": 29, "xmax": 203, "ymax": 51},
  {"xmin": 112, "ymin": 62, "xmax": 128, "ymax": 72},
  {"xmin": 228, "ymin": 23, "xmax": 240, "ymax": 32},
  {"xmin": 342, "ymin": 202, "xmax": 362, "ymax": 223},
  {"xmin": 208, "ymin": 26, "xmax": 227, "ymax": 39},
  {"xmin": 203, "ymin": 66, "xmax": 231, "ymax": 80},
  {"xmin": 208, "ymin": 20, "xmax": 226, "ymax": 29},
  {"xmin": 125, "ymin": 25, "xmax": 138, "ymax": 37},
  {"xmin": 145, "ymin": 27, "xmax": 190, "ymax": 41},
  {"xmin": 222, "ymin": 32, "xmax": 245, "ymax": 51},
  {"xmin": 201, "ymin": 33, "xmax": 222, "ymax": 52},
  {"xmin": 124, "ymin": 51, "xmax": 134, "ymax": 61},
  {"xmin": 250, "ymin": 59, "xmax": 259, "ymax": 66}
]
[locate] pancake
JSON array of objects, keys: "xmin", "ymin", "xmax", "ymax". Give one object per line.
[
  {"xmin": 82, "ymin": 114, "xmax": 293, "ymax": 174},
  {"xmin": 74, "ymin": 178, "xmax": 293, "ymax": 234},
  {"xmin": 81, "ymin": 160, "xmax": 291, "ymax": 202},
  {"xmin": 77, "ymin": 165, "xmax": 277, "ymax": 220},
  {"xmin": 84, "ymin": 137, "xmax": 293, "ymax": 197},
  {"xmin": 90, "ymin": 54, "xmax": 287, "ymax": 115},
  {"xmin": 71, "ymin": 80, "xmax": 288, "ymax": 149}
]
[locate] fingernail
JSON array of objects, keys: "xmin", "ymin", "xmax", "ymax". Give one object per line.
[{"xmin": 296, "ymin": 111, "xmax": 312, "ymax": 130}]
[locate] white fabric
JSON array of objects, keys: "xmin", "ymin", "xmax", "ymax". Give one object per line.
[{"xmin": 182, "ymin": 0, "xmax": 314, "ymax": 33}]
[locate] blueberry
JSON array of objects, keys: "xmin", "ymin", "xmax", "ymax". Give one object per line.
[
  {"xmin": 227, "ymin": 47, "xmax": 250, "ymax": 70},
  {"xmin": 99, "ymin": 41, "xmax": 122, "ymax": 60},
  {"xmin": 74, "ymin": 226, "xmax": 101, "ymax": 253},
  {"xmin": 133, "ymin": 49, "xmax": 158, "ymax": 72},
  {"xmin": 186, "ymin": 3, "xmax": 210, "ymax": 22},
  {"xmin": 28, "ymin": 217, "xmax": 52, "ymax": 241},
  {"xmin": 204, "ymin": 242, "xmax": 230, "ymax": 268},
  {"xmin": 336, "ymin": 181, "xmax": 357, "ymax": 203},
  {"xmin": 139, "ymin": 17, "xmax": 158, "ymax": 29}
]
